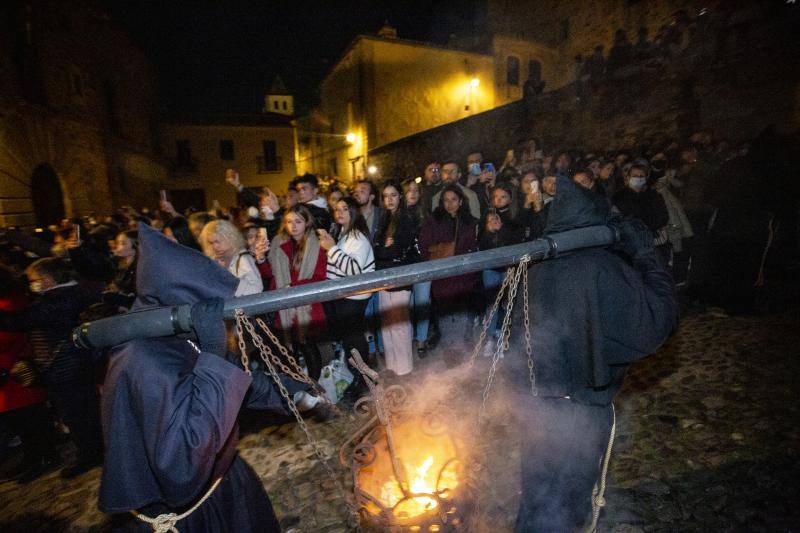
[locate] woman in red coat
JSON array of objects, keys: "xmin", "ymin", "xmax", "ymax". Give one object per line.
[
  {"xmin": 0, "ymin": 265, "xmax": 59, "ymax": 482},
  {"xmin": 263, "ymin": 205, "xmax": 328, "ymax": 380}
]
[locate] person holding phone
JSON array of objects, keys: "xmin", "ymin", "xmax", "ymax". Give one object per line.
[
  {"xmin": 242, "ymin": 222, "xmax": 271, "ymax": 288},
  {"xmin": 262, "ymin": 205, "xmax": 328, "ymax": 380},
  {"xmin": 478, "ymin": 183, "xmax": 524, "ymax": 349},
  {"xmin": 317, "ymin": 197, "xmax": 375, "ymax": 406},
  {"xmin": 519, "ymin": 172, "xmax": 557, "ymax": 241},
  {"xmin": 472, "ymin": 162, "xmax": 497, "ymax": 214},
  {"xmin": 199, "ymin": 220, "xmax": 263, "ymax": 297}
]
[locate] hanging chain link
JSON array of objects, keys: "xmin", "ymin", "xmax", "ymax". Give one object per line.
[
  {"xmin": 252, "ymin": 317, "xmax": 314, "ymax": 384},
  {"xmin": 523, "ymin": 261, "xmax": 536, "ymax": 396},
  {"xmin": 479, "ymin": 256, "xmax": 530, "ymax": 419},
  {"xmin": 233, "ymin": 310, "xmax": 340, "ymax": 482},
  {"xmin": 234, "ymin": 316, "xmax": 252, "ymax": 375},
  {"xmin": 235, "ymin": 311, "xmax": 339, "ymax": 413},
  {"xmin": 468, "ymin": 264, "xmax": 517, "ymax": 367}
]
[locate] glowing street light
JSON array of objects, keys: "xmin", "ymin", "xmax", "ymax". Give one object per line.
[
  {"xmin": 346, "ymin": 132, "xmax": 357, "ymax": 144},
  {"xmin": 470, "ymin": 77, "xmax": 480, "ymax": 88},
  {"xmin": 367, "ymin": 165, "xmax": 378, "ymax": 175}
]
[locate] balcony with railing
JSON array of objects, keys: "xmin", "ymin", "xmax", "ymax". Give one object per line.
[{"xmin": 257, "ymin": 156, "xmax": 282, "ymax": 173}]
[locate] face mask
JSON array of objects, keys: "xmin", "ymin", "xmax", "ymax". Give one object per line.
[
  {"xmin": 468, "ymin": 163, "xmax": 481, "ymax": 176},
  {"xmin": 29, "ymin": 281, "xmax": 45, "ymax": 294},
  {"xmin": 629, "ymin": 177, "xmax": 647, "ymax": 191}
]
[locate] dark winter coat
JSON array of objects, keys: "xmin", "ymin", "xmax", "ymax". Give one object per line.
[
  {"xmin": 418, "ymin": 212, "xmax": 478, "ymax": 301},
  {"xmin": 373, "ymin": 209, "xmax": 420, "ymax": 272},
  {"xmin": 612, "ymin": 187, "xmax": 669, "ymax": 234},
  {"xmin": 506, "ymin": 176, "xmax": 678, "ymax": 405},
  {"xmin": 478, "ymin": 206, "xmax": 524, "ymax": 251}
]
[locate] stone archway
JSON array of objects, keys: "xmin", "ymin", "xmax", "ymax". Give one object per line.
[{"xmin": 30, "ymin": 164, "xmax": 65, "ymax": 226}]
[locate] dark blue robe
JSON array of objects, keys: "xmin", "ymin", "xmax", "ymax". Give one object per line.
[{"xmin": 99, "ymin": 223, "xmax": 302, "ymax": 532}]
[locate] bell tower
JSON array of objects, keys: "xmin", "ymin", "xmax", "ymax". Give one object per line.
[{"xmin": 264, "ymin": 75, "xmax": 294, "ymax": 116}]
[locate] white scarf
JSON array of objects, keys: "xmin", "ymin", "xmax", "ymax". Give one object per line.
[{"xmin": 268, "ymin": 232, "xmax": 321, "ymax": 341}]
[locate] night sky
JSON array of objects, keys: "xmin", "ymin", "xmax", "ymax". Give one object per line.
[{"xmin": 105, "ymin": 0, "xmax": 481, "ymax": 115}]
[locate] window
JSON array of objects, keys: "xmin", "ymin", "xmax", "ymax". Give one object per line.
[
  {"xmin": 176, "ymin": 139, "xmax": 192, "ymax": 166},
  {"xmin": 329, "ymin": 157, "xmax": 338, "ymax": 176},
  {"xmin": 282, "ymin": 101, "xmax": 287, "ymax": 110},
  {"xmin": 258, "ymin": 140, "xmax": 281, "ymax": 172},
  {"xmin": 219, "ymin": 139, "xmax": 234, "ymax": 160},
  {"xmin": 528, "ymin": 60, "xmax": 542, "ymax": 82},
  {"xmin": 273, "ymin": 100, "xmax": 279, "ymax": 110},
  {"xmin": 507, "ymin": 56, "xmax": 520, "ymax": 86}
]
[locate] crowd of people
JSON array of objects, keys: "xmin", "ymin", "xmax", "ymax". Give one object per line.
[{"xmin": 0, "ymin": 126, "xmax": 792, "ymax": 490}]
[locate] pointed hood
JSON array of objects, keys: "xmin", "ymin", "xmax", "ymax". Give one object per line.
[
  {"xmin": 545, "ymin": 175, "xmax": 610, "ymax": 234},
  {"xmin": 132, "ymin": 223, "xmax": 239, "ymax": 310}
]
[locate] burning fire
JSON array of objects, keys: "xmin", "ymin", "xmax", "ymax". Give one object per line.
[
  {"xmin": 380, "ymin": 455, "xmax": 440, "ymax": 516},
  {"xmin": 359, "ymin": 418, "xmax": 462, "ymax": 520}
]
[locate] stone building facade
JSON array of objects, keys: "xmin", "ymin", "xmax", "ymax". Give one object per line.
[
  {"xmin": 304, "ymin": 30, "xmax": 496, "ymax": 182},
  {"xmin": 160, "ymin": 113, "xmax": 298, "ymax": 212},
  {"xmin": 307, "ymin": 2, "xmax": 730, "ymax": 183},
  {"xmin": 0, "ymin": 0, "xmax": 165, "ymax": 227},
  {"xmin": 368, "ymin": 2, "xmax": 800, "ymax": 179}
]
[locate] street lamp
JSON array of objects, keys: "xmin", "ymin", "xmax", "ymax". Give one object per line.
[
  {"xmin": 470, "ymin": 77, "xmax": 480, "ymax": 88},
  {"xmin": 346, "ymin": 132, "xmax": 357, "ymax": 144},
  {"xmin": 367, "ymin": 165, "xmax": 378, "ymax": 175}
]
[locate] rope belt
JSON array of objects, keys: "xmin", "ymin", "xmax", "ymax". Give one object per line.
[
  {"xmin": 587, "ymin": 403, "xmax": 616, "ymax": 533},
  {"xmin": 130, "ymin": 476, "xmax": 223, "ymax": 533}
]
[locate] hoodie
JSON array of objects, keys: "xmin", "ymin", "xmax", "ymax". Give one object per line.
[
  {"xmin": 505, "ymin": 176, "xmax": 678, "ymax": 405},
  {"xmin": 100, "ymin": 224, "xmax": 305, "ymax": 514}
]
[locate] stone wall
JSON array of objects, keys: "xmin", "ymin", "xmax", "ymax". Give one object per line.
[
  {"xmin": 369, "ymin": 29, "xmax": 800, "ymax": 177},
  {"xmin": 0, "ymin": 0, "xmax": 165, "ymax": 227}
]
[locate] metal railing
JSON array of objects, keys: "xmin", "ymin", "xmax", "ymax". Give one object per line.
[{"xmin": 72, "ymin": 225, "xmax": 617, "ymax": 349}]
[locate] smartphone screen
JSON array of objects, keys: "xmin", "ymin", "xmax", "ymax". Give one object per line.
[
  {"xmin": 530, "ymin": 180, "xmax": 540, "ymax": 193},
  {"xmin": 159, "ymin": 189, "xmax": 167, "ymax": 202},
  {"xmin": 257, "ymin": 227, "xmax": 268, "ymax": 242}
]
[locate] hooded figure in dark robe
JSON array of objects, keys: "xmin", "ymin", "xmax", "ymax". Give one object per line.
[
  {"xmin": 505, "ymin": 176, "xmax": 678, "ymax": 531},
  {"xmin": 100, "ymin": 223, "xmax": 310, "ymax": 532}
]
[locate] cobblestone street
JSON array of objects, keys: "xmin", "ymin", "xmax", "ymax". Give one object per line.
[{"xmin": 1, "ymin": 305, "xmax": 799, "ymax": 532}]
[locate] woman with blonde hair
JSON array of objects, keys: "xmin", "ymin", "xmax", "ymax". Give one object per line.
[
  {"xmin": 263, "ymin": 205, "xmax": 328, "ymax": 380},
  {"xmin": 199, "ymin": 219, "xmax": 263, "ymax": 296}
]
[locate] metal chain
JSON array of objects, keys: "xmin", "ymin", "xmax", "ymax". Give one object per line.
[
  {"xmin": 468, "ymin": 265, "xmax": 517, "ymax": 366},
  {"xmin": 236, "ymin": 312, "xmax": 337, "ymax": 412},
  {"xmin": 234, "ymin": 314, "xmax": 252, "ymax": 375},
  {"xmin": 233, "ymin": 310, "xmax": 339, "ymax": 481},
  {"xmin": 251, "ymin": 316, "xmax": 338, "ymax": 407},
  {"xmin": 250, "ymin": 316, "xmax": 313, "ymax": 384},
  {"xmin": 523, "ymin": 261, "xmax": 536, "ymax": 396},
  {"xmin": 479, "ymin": 256, "xmax": 530, "ymax": 419}
]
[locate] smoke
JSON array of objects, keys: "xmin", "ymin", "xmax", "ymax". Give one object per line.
[{"xmin": 384, "ymin": 347, "xmax": 623, "ymax": 530}]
